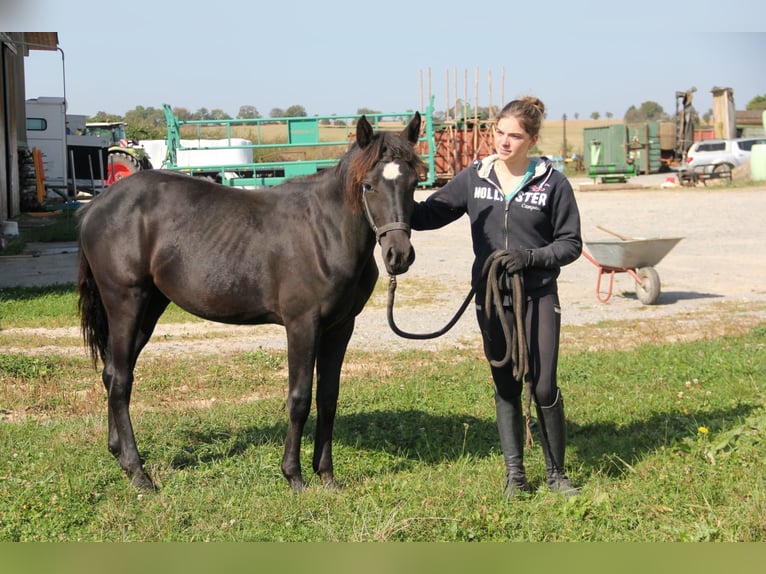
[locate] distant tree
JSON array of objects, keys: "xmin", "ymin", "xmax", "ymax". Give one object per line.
[
  {"xmin": 624, "ymin": 101, "xmax": 665, "ymax": 122},
  {"xmin": 746, "ymin": 94, "xmax": 766, "ymax": 110},
  {"xmin": 573, "ymin": 112, "xmax": 580, "ymax": 120},
  {"xmin": 126, "ymin": 124, "xmax": 162, "ymax": 140},
  {"xmin": 125, "ymin": 106, "xmax": 164, "ymax": 128},
  {"xmin": 474, "ymin": 106, "xmax": 496, "ymax": 120},
  {"xmin": 333, "ymin": 119, "xmax": 347, "ymax": 126},
  {"xmin": 605, "ymin": 112, "xmax": 613, "ymax": 119},
  {"xmin": 237, "ymin": 105, "xmax": 261, "ymax": 119},
  {"xmin": 88, "ymin": 111, "xmax": 120, "ymax": 122},
  {"xmin": 269, "ymin": 107, "xmax": 286, "ymax": 118},
  {"xmin": 624, "ymin": 105, "xmax": 638, "ymax": 121},
  {"xmin": 193, "ymin": 107, "xmax": 210, "ymax": 120},
  {"xmin": 357, "ymin": 107, "xmax": 381, "ymax": 117},
  {"xmin": 702, "ymin": 109, "xmax": 713, "ymax": 124},
  {"xmin": 590, "ymin": 111, "xmax": 600, "ymax": 120},
  {"xmin": 208, "ymin": 109, "xmax": 231, "ymax": 120},
  {"xmin": 284, "ymin": 105, "xmax": 307, "ymax": 117},
  {"xmin": 124, "ymin": 106, "xmax": 165, "ymax": 139},
  {"xmin": 173, "ymin": 107, "xmax": 192, "ymax": 121}
]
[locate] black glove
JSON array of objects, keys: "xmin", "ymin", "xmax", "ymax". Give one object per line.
[{"xmin": 499, "ymin": 249, "xmax": 532, "ymax": 275}]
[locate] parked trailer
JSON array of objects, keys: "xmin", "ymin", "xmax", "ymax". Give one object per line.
[
  {"xmin": 25, "ymin": 97, "xmax": 111, "ymax": 194},
  {"xmin": 160, "ymin": 100, "xmax": 438, "ymax": 188},
  {"xmin": 25, "ymin": 97, "xmax": 155, "ymax": 195}
]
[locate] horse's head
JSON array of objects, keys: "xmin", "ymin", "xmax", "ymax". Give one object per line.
[{"xmin": 353, "ymin": 112, "xmax": 424, "ymax": 275}]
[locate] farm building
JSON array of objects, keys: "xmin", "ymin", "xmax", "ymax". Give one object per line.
[{"xmin": 1, "ymin": 32, "xmax": 60, "ymax": 223}]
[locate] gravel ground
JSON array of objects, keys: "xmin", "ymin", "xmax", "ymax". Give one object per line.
[{"xmin": 2, "ymin": 177, "xmax": 766, "ymax": 357}]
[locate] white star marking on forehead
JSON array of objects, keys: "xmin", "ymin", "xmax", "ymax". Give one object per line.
[{"xmin": 382, "ymin": 162, "xmax": 401, "ymax": 180}]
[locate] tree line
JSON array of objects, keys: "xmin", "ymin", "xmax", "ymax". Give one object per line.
[{"xmin": 90, "ymin": 95, "xmax": 766, "ymax": 142}]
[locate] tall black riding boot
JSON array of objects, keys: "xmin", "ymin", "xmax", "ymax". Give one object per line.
[
  {"xmin": 536, "ymin": 390, "xmax": 580, "ymax": 496},
  {"xmin": 495, "ymin": 391, "xmax": 533, "ymax": 497}
]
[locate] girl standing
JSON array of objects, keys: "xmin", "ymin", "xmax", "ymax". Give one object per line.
[{"xmin": 411, "ymin": 97, "xmax": 582, "ymax": 497}]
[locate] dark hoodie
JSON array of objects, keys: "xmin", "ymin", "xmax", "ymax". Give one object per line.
[{"xmin": 411, "ymin": 155, "xmax": 582, "ymax": 297}]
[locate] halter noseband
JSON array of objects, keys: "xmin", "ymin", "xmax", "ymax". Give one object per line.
[{"xmin": 361, "ymin": 184, "xmax": 411, "ymax": 243}]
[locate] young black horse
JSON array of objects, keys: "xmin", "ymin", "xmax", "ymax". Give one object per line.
[{"xmin": 78, "ymin": 113, "xmax": 424, "ymax": 491}]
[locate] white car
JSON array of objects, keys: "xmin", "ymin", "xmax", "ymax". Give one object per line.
[{"xmin": 685, "ymin": 137, "xmax": 766, "ymax": 173}]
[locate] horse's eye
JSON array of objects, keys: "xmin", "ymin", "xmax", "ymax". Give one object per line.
[{"xmin": 361, "ymin": 183, "xmax": 373, "ymax": 193}]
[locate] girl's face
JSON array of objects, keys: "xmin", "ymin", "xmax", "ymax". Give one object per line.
[{"xmin": 494, "ymin": 115, "xmax": 538, "ymax": 164}]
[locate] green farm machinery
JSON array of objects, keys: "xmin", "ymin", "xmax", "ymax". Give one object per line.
[
  {"xmin": 158, "ymin": 100, "xmax": 437, "ymax": 188},
  {"xmin": 82, "ymin": 121, "xmax": 151, "ymax": 184}
]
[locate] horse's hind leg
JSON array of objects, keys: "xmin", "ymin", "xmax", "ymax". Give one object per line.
[
  {"xmin": 101, "ymin": 287, "xmax": 163, "ymax": 490},
  {"xmin": 133, "ymin": 287, "xmax": 170, "ymax": 367},
  {"xmin": 314, "ymin": 317, "xmax": 354, "ymax": 489},
  {"xmin": 104, "ymin": 288, "xmax": 169, "ymax": 461}
]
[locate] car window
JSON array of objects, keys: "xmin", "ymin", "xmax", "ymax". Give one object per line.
[
  {"xmin": 736, "ymin": 139, "xmax": 766, "ymax": 152},
  {"xmin": 697, "ymin": 142, "xmax": 726, "ymax": 152}
]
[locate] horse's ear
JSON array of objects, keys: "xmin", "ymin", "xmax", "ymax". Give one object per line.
[
  {"xmin": 401, "ymin": 111, "xmax": 421, "ymax": 146},
  {"xmin": 356, "ymin": 115, "xmax": 374, "ymax": 148}
]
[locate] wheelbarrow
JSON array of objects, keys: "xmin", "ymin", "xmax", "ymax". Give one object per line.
[{"xmin": 581, "ymin": 226, "xmax": 683, "ymax": 305}]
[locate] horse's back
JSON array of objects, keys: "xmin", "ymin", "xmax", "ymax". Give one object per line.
[{"xmin": 77, "ymin": 169, "xmax": 369, "ymax": 325}]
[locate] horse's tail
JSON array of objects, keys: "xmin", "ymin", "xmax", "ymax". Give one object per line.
[{"xmin": 77, "ymin": 248, "xmax": 108, "ymax": 368}]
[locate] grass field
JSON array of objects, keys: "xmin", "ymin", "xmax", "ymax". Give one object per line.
[{"xmin": 1, "ymin": 286, "xmax": 764, "ymax": 542}]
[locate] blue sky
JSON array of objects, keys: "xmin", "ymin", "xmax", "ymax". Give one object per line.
[{"xmin": 7, "ymin": 1, "xmax": 766, "ymax": 121}]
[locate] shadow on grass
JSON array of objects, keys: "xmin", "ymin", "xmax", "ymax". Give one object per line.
[
  {"xmin": 569, "ymin": 403, "xmax": 757, "ymax": 477},
  {"xmin": 159, "ymin": 402, "xmax": 759, "ymax": 482},
  {"xmin": 0, "ymin": 284, "xmax": 76, "ymax": 301}
]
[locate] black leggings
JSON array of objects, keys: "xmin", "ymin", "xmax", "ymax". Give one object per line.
[{"xmin": 476, "ymin": 291, "xmax": 561, "ymax": 407}]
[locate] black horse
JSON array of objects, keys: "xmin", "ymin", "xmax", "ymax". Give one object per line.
[{"xmin": 77, "ymin": 113, "xmax": 424, "ymax": 491}]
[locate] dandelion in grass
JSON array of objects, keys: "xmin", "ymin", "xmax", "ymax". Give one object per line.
[{"xmin": 698, "ymin": 426, "xmax": 709, "ymax": 436}]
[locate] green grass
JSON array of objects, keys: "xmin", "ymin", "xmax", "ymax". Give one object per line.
[
  {"xmin": 0, "ymin": 210, "xmax": 80, "ymax": 256},
  {"xmin": 0, "ymin": 277, "xmax": 432, "ymax": 332},
  {"xmin": 1, "ymin": 321, "xmax": 764, "ymax": 541},
  {"xmin": 0, "ymin": 285, "xmax": 198, "ymax": 330}
]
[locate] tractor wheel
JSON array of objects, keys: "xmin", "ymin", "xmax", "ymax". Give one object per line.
[{"xmin": 107, "ymin": 151, "xmax": 142, "ymax": 185}]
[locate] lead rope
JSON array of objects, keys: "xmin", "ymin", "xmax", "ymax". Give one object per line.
[{"xmin": 387, "ymin": 249, "xmax": 533, "ymax": 446}]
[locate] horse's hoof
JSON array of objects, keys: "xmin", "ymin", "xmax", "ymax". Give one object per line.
[
  {"xmin": 130, "ymin": 473, "xmax": 157, "ymax": 492},
  {"xmin": 288, "ymin": 478, "xmax": 305, "ymax": 493},
  {"xmin": 322, "ymin": 478, "xmax": 342, "ymax": 491}
]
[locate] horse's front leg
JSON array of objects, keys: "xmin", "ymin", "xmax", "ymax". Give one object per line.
[
  {"xmin": 314, "ymin": 317, "xmax": 355, "ymax": 489},
  {"xmin": 282, "ymin": 320, "xmax": 319, "ymax": 492}
]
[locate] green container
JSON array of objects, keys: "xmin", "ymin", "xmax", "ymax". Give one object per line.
[
  {"xmin": 585, "ymin": 122, "xmax": 665, "ymax": 175},
  {"xmin": 583, "ymin": 125, "xmax": 628, "ymax": 171},
  {"xmin": 627, "ymin": 122, "xmax": 663, "ymax": 174}
]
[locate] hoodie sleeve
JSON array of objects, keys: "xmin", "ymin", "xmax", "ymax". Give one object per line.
[
  {"xmin": 411, "ymin": 168, "xmax": 473, "ymax": 231},
  {"xmin": 528, "ymin": 176, "xmax": 582, "ymax": 268}
]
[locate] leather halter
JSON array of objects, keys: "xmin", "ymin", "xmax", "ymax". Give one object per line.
[{"xmin": 361, "ymin": 183, "xmax": 411, "ymax": 243}]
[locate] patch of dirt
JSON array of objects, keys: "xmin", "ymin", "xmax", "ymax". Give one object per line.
[{"xmin": 2, "ymin": 184, "xmax": 766, "ymax": 359}]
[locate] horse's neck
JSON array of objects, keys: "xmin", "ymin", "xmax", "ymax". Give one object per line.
[{"xmin": 313, "ymin": 179, "xmax": 376, "ymax": 259}]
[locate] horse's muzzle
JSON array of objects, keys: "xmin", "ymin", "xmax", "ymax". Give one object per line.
[{"xmin": 380, "ymin": 230, "xmax": 415, "ymax": 275}]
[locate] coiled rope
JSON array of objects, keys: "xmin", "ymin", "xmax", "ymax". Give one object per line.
[{"xmin": 387, "ymin": 249, "xmax": 533, "ymax": 445}]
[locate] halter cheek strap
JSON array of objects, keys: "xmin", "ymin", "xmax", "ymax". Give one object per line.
[{"xmin": 361, "ymin": 185, "xmax": 412, "ymax": 243}]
